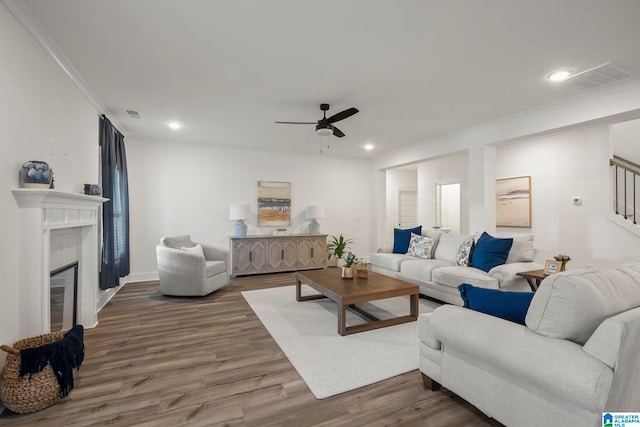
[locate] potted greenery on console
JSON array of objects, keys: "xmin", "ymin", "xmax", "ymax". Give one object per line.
[{"xmin": 327, "ymin": 234, "xmax": 354, "ymax": 268}]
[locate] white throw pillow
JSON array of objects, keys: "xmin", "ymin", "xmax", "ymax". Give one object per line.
[
  {"xmin": 406, "ymin": 233, "xmax": 434, "ymax": 259},
  {"xmin": 182, "ymin": 244, "xmax": 204, "ymax": 258}
]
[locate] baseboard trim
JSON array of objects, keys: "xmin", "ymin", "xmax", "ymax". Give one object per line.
[{"xmin": 122, "ymin": 272, "xmax": 159, "ymax": 283}]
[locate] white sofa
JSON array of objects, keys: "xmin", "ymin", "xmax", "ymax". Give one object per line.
[
  {"xmin": 371, "ymin": 231, "xmax": 542, "ymax": 305},
  {"xmin": 419, "ymin": 263, "xmax": 640, "ymax": 427}
]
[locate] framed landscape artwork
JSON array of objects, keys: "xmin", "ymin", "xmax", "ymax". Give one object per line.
[
  {"xmin": 257, "ymin": 181, "xmax": 291, "ymax": 226},
  {"xmin": 496, "ymin": 176, "xmax": 532, "ymax": 228}
]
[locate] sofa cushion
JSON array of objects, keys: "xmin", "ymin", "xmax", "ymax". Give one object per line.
[
  {"xmin": 470, "ymin": 232, "xmax": 513, "ymax": 272},
  {"xmin": 526, "ymin": 266, "xmax": 640, "ymax": 345},
  {"xmin": 458, "ymin": 283, "xmax": 534, "ymax": 325},
  {"xmin": 406, "ymin": 233, "xmax": 434, "ymax": 259},
  {"xmin": 162, "ymin": 235, "xmax": 193, "ymax": 249},
  {"xmin": 434, "ymin": 234, "xmax": 473, "ymax": 263},
  {"xmin": 370, "ymin": 252, "xmax": 415, "ymax": 272},
  {"xmin": 476, "ymin": 231, "xmax": 534, "ymax": 263},
  {"xmin": 205, "ymin": 260, "xmax": 227, "ymax": 277},
  {"xmin": 431, "ymin": 265, "xmax": 499, "ymax": 289},
  {"xmin": 393, "ymin": 226, "xmax": 422, "ymax": 253},
  {"xmin": 400, "ymin": 259, "xmax": 453, "ymax": 281}
]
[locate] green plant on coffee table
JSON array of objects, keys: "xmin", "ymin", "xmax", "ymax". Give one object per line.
[
  {"xmin": 327, "ymin": 234, "xmax": 354, "ymax": 260},
  {"xmin": 344, "ymin": 252, "xmax": 362, "ymax": 267}
]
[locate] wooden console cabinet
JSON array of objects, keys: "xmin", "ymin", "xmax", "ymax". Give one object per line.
[{"xmin": 229, "ymin": 234, "xmax": 327, "ymax": 276}]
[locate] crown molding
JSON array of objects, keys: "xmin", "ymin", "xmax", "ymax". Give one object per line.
[{"xmin": 1, "ymin": 0, "xmax": 126, "ymax": 134}]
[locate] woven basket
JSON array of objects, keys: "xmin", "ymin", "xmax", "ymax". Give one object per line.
[{"xmin": 1, "ymin": 331, "xmax": 65, "ymax": 413}]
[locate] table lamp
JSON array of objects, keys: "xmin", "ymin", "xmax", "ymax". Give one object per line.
[
  {"xmin": 305, "ymin": 205, "xmax": 325, "ymax": 234},
  {"xmin": 230, "ymin": 204, "xmax": 251, "ymax": 237}
]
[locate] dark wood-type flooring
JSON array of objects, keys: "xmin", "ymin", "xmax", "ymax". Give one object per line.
[{"xmin": 0, "ymin": 273, "xmax": 502, "ymax": 426}]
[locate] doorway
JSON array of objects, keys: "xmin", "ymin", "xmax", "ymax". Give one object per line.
[
  {"xmin": 398, "ymin": 190, "xmax": 417, "ymax": 228},
  {"xmin": 436, "ymin": 183, "xmax": 461, "ymax": 234}
]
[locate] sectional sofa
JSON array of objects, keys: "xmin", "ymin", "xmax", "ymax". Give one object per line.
[
  {"xmin": 371, "ymin": 230, "xmax": 543, "ymax": 305},
  {"xmin": 418, "ymin": 262, "xmax": 640, "ymax": 427}
]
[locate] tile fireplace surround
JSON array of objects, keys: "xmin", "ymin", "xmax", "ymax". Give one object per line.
[{"xmin": 12, "ymin": 189, "xmax": 107, "ymax": 338}]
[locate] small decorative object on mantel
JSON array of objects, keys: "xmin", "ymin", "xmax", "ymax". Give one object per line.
[
  {"xmin": 20, "ymin": 161, "xmax": 53, "ymax": 189},
  {"xmin": 554, "ymin": 254, "xmax": 571, "ymax": 271},
  {"xmin": 83, "ymin": 184, "xmax": 101, "ymax": 196}
]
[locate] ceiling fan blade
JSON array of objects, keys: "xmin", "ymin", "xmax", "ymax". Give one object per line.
[
  {"xmin": 327, "ymin": 107, "xmax": 359, "ymax": 123},
  {"xmin": 274, "ymin": 121, "xmax": 317, "ymax": 124},
  {"xmin": 332, "ymin": 126, "xmax": 345, "ymax": 138}
]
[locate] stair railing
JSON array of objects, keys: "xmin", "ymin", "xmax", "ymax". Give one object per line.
[{"xmin": 610, "ymin": 155, "xmax": 639, "ymax": 224}]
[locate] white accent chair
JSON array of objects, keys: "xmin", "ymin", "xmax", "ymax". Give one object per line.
[{"xmin": 156, "ymin": 235, "xmax": 229, "ymax": 296}]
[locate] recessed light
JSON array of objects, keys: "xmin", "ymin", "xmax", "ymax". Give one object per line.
[
  {"xmin": 546, "ymin": 69, "xmax": 573, "ymax": 82},
  {"xmin": 363, "ymin": 143, "xmax": 374, "ymax": 151},
  {"xmin": 167, "ymin": 121, "xmax": 183, "ymax": 130}
]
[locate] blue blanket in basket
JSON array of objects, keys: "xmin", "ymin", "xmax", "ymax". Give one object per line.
[{"xmin": 19, "ymin": 324, "xmax": 84, "ymax": 397}]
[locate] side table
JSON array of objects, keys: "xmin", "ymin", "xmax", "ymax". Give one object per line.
[{"xmin": 516, "ymin": 269, "xmax": 551, "ymax": 291}]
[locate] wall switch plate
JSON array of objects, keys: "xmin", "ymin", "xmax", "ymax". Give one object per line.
[{"xmin": 572, "ymin": 196, "xmax": 583, "ymax": 205}]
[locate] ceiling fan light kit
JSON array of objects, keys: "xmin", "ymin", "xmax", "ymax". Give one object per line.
[
  {"xmin": 316, "ymin": 126, "xmax": 333, "ymax": 136},
  {"xmin": 276, "ymin": 103, "xmax": 359, "ymax": 141}
]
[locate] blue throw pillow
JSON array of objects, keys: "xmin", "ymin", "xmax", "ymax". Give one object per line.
[
  {"xmin": 458, "ymin": 283, "xmax": 534, "ymax": 325},
  {"xmin": 392, "ymin": 226, "xmax": 422, "ymax": 254},
  {"xmin": 470, "ymin": 232, "xmax": 513, "ymax": 272}
]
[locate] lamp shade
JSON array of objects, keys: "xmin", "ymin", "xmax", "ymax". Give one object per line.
[
  {"xmin": 305, "ymin": 205, "xmax": 325, "ymax": 220},
  {"xmin": 229, "ymin": 204, "xmax": 251, "ymax": 220}
]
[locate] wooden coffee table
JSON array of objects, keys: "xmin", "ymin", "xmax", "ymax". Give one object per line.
[{"xmin": 295, "ymin": 269, "xmax": 419, "ymax": 336}]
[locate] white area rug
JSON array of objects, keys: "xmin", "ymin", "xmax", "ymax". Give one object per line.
[{"xmin": 241, "ymin": 285, "xmax": 440, "ymax": 399}]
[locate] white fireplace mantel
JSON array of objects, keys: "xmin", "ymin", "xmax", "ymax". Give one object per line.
[{"xmin": 13, "ymin": 189, "xmax": 107, "ymax": 337}]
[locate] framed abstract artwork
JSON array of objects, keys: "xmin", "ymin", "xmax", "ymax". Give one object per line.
[
  {"xmin": 496, "ymin": 176, "xmax": 532, "ymax": 228},
  {"xmin": 257, "ymin": 181, "xmax": 291, "ymax": 226}
]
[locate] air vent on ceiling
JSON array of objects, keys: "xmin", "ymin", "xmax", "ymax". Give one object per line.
[
  {"xmin": 126, "ymin": 110, "xmax": 141, "ymax": 119},
  {"xmin": 567, "ymin": 62, "xmax": 632, "ymax": 90}
]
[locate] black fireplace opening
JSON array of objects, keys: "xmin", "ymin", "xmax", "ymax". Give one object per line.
[{"xmin": 50, "ymin": 261, "xmax": 78, "ymax": 331}]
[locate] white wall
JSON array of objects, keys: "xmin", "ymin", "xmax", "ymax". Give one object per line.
[
  {"xmin": 496, "ymin": 124, "xmax": 640, "ymax": 268},
  {"xmin": 611, "ymin": 118, "xmax": 640, "ymax": 164},
  {"xmin": 125, "ymin": 137, "xmax": 375, "ymax": 277},
  {"xmin": 416, "ymin": 151, "xmax": 468, "ymax": 234},
  {"xmin": 1, "ymin": 4, "xmax": 99, "ymax": 367}
]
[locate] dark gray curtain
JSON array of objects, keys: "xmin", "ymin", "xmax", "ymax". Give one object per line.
[{"xmin": 99, "ymin": 115, "xmax": 130, "ymax": 289}]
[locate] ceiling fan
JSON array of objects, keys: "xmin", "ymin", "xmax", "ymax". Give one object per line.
[{"xmin": 275, "ymin": 103, "xmax": 359, "ymax": 138}]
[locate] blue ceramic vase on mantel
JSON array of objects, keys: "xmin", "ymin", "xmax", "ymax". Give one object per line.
[{"xmin": 20, "ymin": 161, "xmax": 53, "ymax": 189}]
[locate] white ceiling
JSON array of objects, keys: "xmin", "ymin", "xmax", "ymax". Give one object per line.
[{"xmin": 10, "ymin": 0, "xmax": 640, "ymax": 157}]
